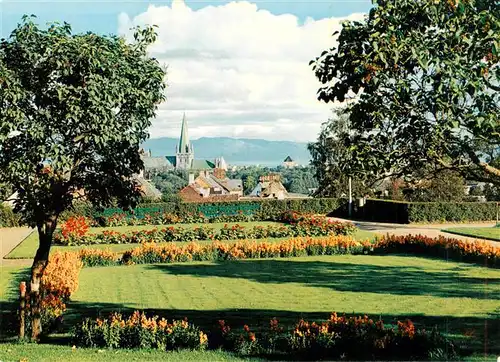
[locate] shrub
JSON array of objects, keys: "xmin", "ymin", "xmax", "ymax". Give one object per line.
[
  {"xmin": 73, "ymin": 311, "xmax": 208, "ymax": 351},
  {"xmin": 21, "ymin": 251, "xmax": 83, "ymax": 336},
  {"xmin": 0, "ymin": 203, "xmax": 20, "ymax": 227},
  {"xmin": 58, "ymin": 216, "xmax": 90, "ymax": 244}
]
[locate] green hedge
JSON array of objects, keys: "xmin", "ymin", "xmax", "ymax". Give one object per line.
[
  {"xmin": 78, "ymin": 198, "xmax": 345, "ymax": 222},
  {"xmin": 357, "ymin": 199, "xmax": 499, "ymax": 224},
  {"xmin": 408, "ymin": 201, "xmax": 499, "ymax": 223}
]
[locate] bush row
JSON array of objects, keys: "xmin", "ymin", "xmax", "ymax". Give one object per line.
[
  {"xmin": 357, "ymin": 199, "xmax": 499, "ymax": 223},
  {"xmin": 54, "ymin": 214, "xmax": 356, "ymax": 246},
  {"xmin": 60, "ymin": 198, "xmax": 344, "ymax": 225},
  {"xmin": 73, "ymin": 311, "xmax": 207, "ymax": 351},
  {"xmin": 73, "ymin": 312, "xmax": 456, "ymax": 360},
  {"xmin": 75, "ymin": 234, "xmax": 500, "ymax": 268}
]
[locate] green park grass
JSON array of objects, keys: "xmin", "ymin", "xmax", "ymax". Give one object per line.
[
  {"xmin": 4, "ymin": 223, "xmax": 377, "ymax": 259},
  {"xmin": 442, "ymin": 226, "xmax": 500, "ymax": 242},
  {"xmin": 1, "ymin": 255, "xmax": 499, "ymax": 359},
  {"xmin": 68, "ymin": 255, "xmax": 500, "ymax": 356},
  {"xmin": 0, "ymin": 344, "xmax": 252, "ymax": 361}
]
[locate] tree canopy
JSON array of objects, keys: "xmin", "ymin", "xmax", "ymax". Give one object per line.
[
  {"xmin": 311, "ymin": 0, "xmax": 499, "ymax": 185},
  {"xmin": 308, "ymin": 106, "xmax": 371, "ymax": 198},
  {"xmin": 0, "ymin": 16, "xmax": 166, "ymax": 338}
]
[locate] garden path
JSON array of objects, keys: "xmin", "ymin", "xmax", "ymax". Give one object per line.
[
  {"xmin": 330, "ymin": 217, "xmax": 499, "ymax": 245},
  {"xmin": 0, "ymin": 227, "xmax": 33, "ymax": 267}
]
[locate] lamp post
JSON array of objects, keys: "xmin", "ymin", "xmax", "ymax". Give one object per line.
[
  {"xmin": 345, "ymin": 94, "xmax": 355, "ymax": 219},
  {"xmin": 348, "ymin": 176, "xmax": 352, "ymax": 218}
]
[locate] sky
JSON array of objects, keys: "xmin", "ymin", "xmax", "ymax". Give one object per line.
[{"xmin": 0, "ymin": 0, "xmax": 373, "ymax": 142}]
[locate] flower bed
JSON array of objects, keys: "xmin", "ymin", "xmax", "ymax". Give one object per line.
[
  {"xmin": 374, "ymin": 234, "xmax": 500, "ymax": 265},
  {"xmin": 75, "ymin": 236, "xmax": 368, "ymax": 267},
  {"xmin": 218, "ymin": 314, "xmax": 456, "ymax": 360},
  {"xmin": 72, "ymin": 312, "xmax": 456, "ymax": 360},
  {"xmin": 53, "ymin": 214, "xmax": 357, "ymax": 246},
  {"xmin": 73, "ymin": 311, "xmax": 208, "ymax": 351},
  {"xmin": 75, "ymin": 234, "xmax": 500, "ymax": 269}
]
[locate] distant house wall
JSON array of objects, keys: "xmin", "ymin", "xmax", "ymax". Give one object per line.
[{"xmin": 179, "ymin": 185, "xmax": 239, "ymax": 203}]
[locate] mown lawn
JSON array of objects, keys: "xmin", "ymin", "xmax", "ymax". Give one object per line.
[
  {"xmin": 442, "ymin": 226, "xmax": 500, "ymax": 242},
  {"xmin": 5, "ymin": 223, "xmax": 377, "ymax": 259},
  {"xmin": 68, "ymin": 255, "xmax": 500, "ymax": 354},
  {"xmin": 0, "ymin": 344, "xmax": 252, "ymax": 362},
  {"xmin": 1, "ymin": 255, "xmax": 499, "ymax": 359}
]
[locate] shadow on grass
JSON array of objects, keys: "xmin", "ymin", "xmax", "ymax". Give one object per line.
[
  {"xmin": 0, "ymin": 267, "xmax": 30, "ymax": 340},
  {"xmin": 144, "ymin": 258, "xmax": 500, "ymax": 300},
  {"xmin": 1, "ymin": 268, "xmax": 499, "ymax": 357}
]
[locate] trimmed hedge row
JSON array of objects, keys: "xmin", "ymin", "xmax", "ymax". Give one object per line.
[
  {"xmin": 62, "ymin": 198, "xmax": 345, "ymax": 223},
  {"xmin": 355, "ymin": 199, "xmax": 499, "ymax": 224}
]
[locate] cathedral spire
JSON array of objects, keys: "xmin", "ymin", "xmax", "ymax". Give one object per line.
[{"xmin": 178, "ymin": 112, "xmax": 190, "ymax": 153}]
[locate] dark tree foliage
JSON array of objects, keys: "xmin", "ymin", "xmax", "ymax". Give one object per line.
[
  {"xmin": 311, "ymin": 0, "xmax": 500, "ymax": 185},
  {"xmin": 151, "ymin": 170, "xmax": 188, "ymax": 195},
  {"xmin": 0, "ymin": 16, "xmax": 166, "ymax": 338}
]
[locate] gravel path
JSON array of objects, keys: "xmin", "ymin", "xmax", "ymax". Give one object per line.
[
  {"xmin": 0, "ymin": 227, "xmax": 34, "ymax": 267},
  {"xmin": 331, "ymin": 217, "xmax": 499, "ymax": 245}
]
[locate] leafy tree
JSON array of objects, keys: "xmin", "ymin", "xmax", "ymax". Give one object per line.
[
  {"xmin": 151, "ymin": 171, "xmax": 188, "ymax": 195},
  {"xmin": 484, "ymin": 183, "xmax": 500, "ymax": 201},
  {"xmin": 242, "ymin": 175, "xmax": 257, "ymax": 195},
  {"xmin": 0, "ymin": 16, "xmax": 166, "ymax": 338},
  {"xmin": 308, "ymin": 107, "xmax": 370, "ymax": 198},
  {"xmin": 311, "ymin": 0, "xmax": 500, "ymax": 185},
  {"xmin": 403, "ymin": 170, "xmax": 466, "ymax": 201}
]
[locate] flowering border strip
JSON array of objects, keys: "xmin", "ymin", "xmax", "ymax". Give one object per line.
[
  {"xmin": 54, "ymin": 213, "xmax": 357, "ymax": 246},
  {"xmin": 72, "ymin": 311, "xmax": 456, "ymax": 360},
  {"xmin": 76, "ymin": 234, "xmax": 500, "ymax": 268}
]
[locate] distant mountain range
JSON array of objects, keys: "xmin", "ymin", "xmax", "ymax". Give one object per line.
[{"xmin": 142, "ymin": 137, "xmax": 312, "ymax": 166}]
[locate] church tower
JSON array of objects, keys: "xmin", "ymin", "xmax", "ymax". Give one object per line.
[{"xmin": 176, "ymin": 113, "xmax": 194, "ymax": 169}]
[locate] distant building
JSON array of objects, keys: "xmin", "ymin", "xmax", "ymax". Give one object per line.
[
  {"xmin": 249, "ymin": 174, "xmax": 289, "ymax": 200},
  {"xmin": 283, "ymin": 156, "xmax": 297, "ymax": 168},
  {"xmin": 134, "ymin": 175, "xmax": 162, "ymax": 200},
  {"xmin": 179, "ymin": 169, "xmax": 243, "ymax": 202},
  {"xmin": 140, "ymin": 113, "xmax": 227, "ymax": 178}
]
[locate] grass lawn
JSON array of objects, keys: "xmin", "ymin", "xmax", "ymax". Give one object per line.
[
  {"xmin": 442, "ymin": 226, "xmax": 500, "ymax": 242},
  {"xmin": 0, "ymin": 344, "xmax": 252, "ymax": 362},
  {"xmin": 69, "ymin": 255, "xmax": 500, "ymax": 354},
  {"xmin": 1, "ymin": 255, "xmax": 499, "ymax": 359},
  {"xmin": 4, "ymin": 224, "xmax": 378, "ymax": 259}
]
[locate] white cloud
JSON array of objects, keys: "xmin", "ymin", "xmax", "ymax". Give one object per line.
[{"xmin": 118, "ymin": 0, "xmax": 365, "ymax": 142}]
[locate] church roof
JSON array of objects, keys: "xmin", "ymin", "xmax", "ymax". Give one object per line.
[
  {"xmin": 192, "ymin": 159, "xmax": 215, "ymax": 170},
  {"xmin": 178, "ymin": 112, "xmax": 190, "ymax": 153},
  {"xmin": 166, "ymin": 156, "xmax": 177, "ymax": 167},
  {"xmin": 143, "ymin": 156, "xmax": 172, "ymax": 169},
  {"xmin": 284, "ymin": 156, "xmax": 294, "ymax": 162},
  {"xmin": 133, "ymin": 176, "xmax": 162, "ymax": 199}
]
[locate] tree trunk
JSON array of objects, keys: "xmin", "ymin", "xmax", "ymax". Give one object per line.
[{"xmin": 30, "ymin": 216, "xmax": 57, "ymax": 341}]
